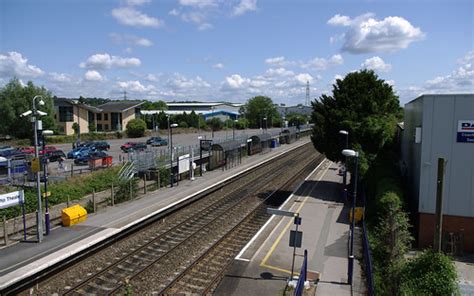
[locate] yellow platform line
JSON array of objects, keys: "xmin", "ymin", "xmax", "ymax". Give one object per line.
[{"xmin": 259, "ymin": 162, "xmax": 331, "ymax": 273}]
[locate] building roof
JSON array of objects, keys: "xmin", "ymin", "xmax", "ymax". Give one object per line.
[
  {"xmin": 54, "ymin": 97, "xmax": 102, "ymax": 113},
  {"xmin": 166, "ymin": 102, "xmax": 244, "ymax": 107},
  {"xmin": 98, "ymin": 101, "xmax": 144, "ymax": 112}
]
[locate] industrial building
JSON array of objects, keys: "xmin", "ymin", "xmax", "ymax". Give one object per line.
[
  {"xmin": 402, "ymin": 94, "xmax": 474, "ymax": 252},
  {"xmin": 141, "ymin": 101, "xmax": 242, "ymax": 121}
]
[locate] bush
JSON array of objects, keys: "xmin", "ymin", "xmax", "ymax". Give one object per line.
[
  {"xmin": 126, "ymin": 119, "xmax": 147, "ymax": 138},
  {"xmin": 0, "ymin": 166, "xmax": 122, "ymax": 219},
  {"xmin": 400, "ymin": 250, "xmax": 459, "ymax": 296},
  {"xmin": 178, "ymin": 121, "xmax": 188, "ymax": 128},
  {"xmin": 88, "ymin": 122, "xmax": 96, "ymax": 132}
]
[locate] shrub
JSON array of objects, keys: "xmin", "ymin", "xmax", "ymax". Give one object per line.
[
  {"xmin": 0, "ymin": 166, "xmax": 122, "ymax": 219},
  {"xmin": 88, "ymin": 122, "xmax": 96, "ymax": 132},
  {"xmin": 72, "ymin": 122, "xmax": 80, "ymax": 134},
  {"xmin": 400, "ymin": 250, "xmax": 459, "ymax": 296},
  {"xmin": 126, "ymin": 119, "xmax": 147, "ymax": 138},
  {"xmin": 178, "ymin": 121, "xmax": 188, "ymax": 128}
]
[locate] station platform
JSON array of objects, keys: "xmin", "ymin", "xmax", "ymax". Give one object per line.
[
  {"xmin": 0, "ymin": 139, "xmax": 311, "ymax": 292},
  {"xmin": 214, "ymin": 160, "xmax": 367, "ymax": 295}
]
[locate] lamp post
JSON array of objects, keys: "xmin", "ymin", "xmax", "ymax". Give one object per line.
[
  {"xmin": 31, "ymin": 95, "xmax": 45, "ymax": 242},
  {"xmin": 233, "ymin": 120, "xmax": 238, "ymax": 140},
  {"xmin": 169, "ymin": 123, "xmax": 178, "ymax": 187},
  {"xmin": 42, "ymin": 129, "xmax": 53, "ymax": 235},
  {"xmin": 211, "ymin": 106, "xmax": 215, "ymax": 139},
  {"xmin": 339, "ymin": 130, "xmax": 349, "ymax": 193},
  {"xmin": 342, "ymin": 148, "xmax": 359, "ymax": 286}
]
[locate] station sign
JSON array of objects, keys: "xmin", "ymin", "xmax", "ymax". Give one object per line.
[
  {"xmin": 200, "ymin": 140, "xmax": 213, "ymax": 151},
  {"xmin": 178, "ymin": 154, "xmax": 190, "ymax": 173},
  {"xmin": 457, "ymin": 120, "xmax": 474, "ymax": 143},
  {"xmin": 0, "ymin": 190, "xmax": 24, "ymax": 209}
]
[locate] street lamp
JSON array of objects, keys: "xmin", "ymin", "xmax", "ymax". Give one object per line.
[
  {"xmin": 42, "ymin": 130, "xmax": 53, "ymax": 235},
  {"xmin": 339, "ymin": 130, "xmax": 349, "ymax": 191},
  {"xmin": 169, "ymin": 123, "xmax": 178, "ymax": 187},
  {"xmin": 232, "ymin": 120, "xmax": 238, "ymax": 140},
  {"xmin": 263, "ymin": 117, "xmax": 267, "ymax": 132},
  {"xmin": 341, "ymin": 148, "xmax": 359, "ymax": 286},
  {"xmin": 20, "ymin": 95, "xmax": 46, "ymax": 242}
]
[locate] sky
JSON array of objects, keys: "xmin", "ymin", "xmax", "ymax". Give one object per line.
[{"xmin": 0, "ymin": 0, "xmax": 473, "ymax": 106}]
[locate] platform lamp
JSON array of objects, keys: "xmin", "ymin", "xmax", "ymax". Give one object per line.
[
  {"xmin": 339, "ymin": 130, "xmax": 349, "ymax": 189},
  {"xmin": 341, "ymin": 148, "xmax": 359, "ymax": 285},
  {"xmin": 232, "ymin": 119, "xmax": 238, "ymax": 140},
  {"xmin": 42, "ymin": 129, "xmax": 53, "ymax": 235},
  {"xmin": 169, "ymin": 123, "xmax": 178, "ymax": 187},
  {"xmin": 20, "ymin": 95, "xmax": 46, "ymax": 242}
]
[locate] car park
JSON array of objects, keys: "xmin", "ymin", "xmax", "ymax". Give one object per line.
[
  {"xmin": 146, "ymin": 137, "xmax": 168, "ymax": 147},
  {"xmin": 44, "ymin": 150, "xmax": 66, "ymax": 162},
  {"xmin": 74, "ymin": 151, "xmax": 108, "ymax": 165}
]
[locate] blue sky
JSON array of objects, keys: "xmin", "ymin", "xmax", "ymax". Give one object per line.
[{"xmin": 1, "ymin": 0, "xmax": 472, "ymax": 105}]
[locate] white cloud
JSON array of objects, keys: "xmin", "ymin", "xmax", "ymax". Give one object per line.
[
  {"xmin": 169, "ymin": 9, "xmax": 180, "ymax": 16},
  {"xmin": 166, "ymin": 73, "xmax": 211, "ymax": 90},
  {"xmin": 145, "ymin": 74, "xmax": 159, "ymax": 82},
  {"xmin": 233, "ymin": 0, "xmax": 257, "ymax": 16},
  {"xmin": 222, "ymin": 74, "xmax": 249, "ymax": 89},
  {"xmin": 123, "ymin": 0, "xmax": 151, "ymax": 6},
  {"xmin": 110, "ymin": 33, "xmax": 153, "ymax": 47},
  {"xmin": 327, "ymin": 14, "xmax": 351, "ymax": 26},
  {"xmin": 179, "ymin": 0, "xmax": 217, "ymax": 8},
  {"xmin": 328, "ymin": 13, "xmax": 425, "ymax": 53},
  {"xmin": 84, "ymin": 70, "xmax": 105, "ymax": 82},
  {"xmin": 301, "ymin": 54, "xmax": 344, "ymax": 70},
  {"xmin": 294, "ymin": 73, "xmax": 313, "ymax": 84},
  {"xmin": 181, "ymin": 11, "xmax": 213, "ymax": 30},
  {"xmin": 266, "ymin": 67, "xmax": 294, "ymax": 77},
  {"xmin": 424, "ymin": 51, "xmax": 473, "ymax": 91},
  {"xmin": 112, "ymin": 7, "xmax": 163, "ymax": 28},
  {"xmin": 265, "ymin": 56, "xmax": 286, "ymax": 66},
  {"xmin": 399, "ymin": 51, "xmax": 474, "ymax": 104},
  {"xmin": 0, "ymin": 51, "xmax": 44, "ymax": 78},
  {"xmin": 361, "ymin": 56, "xmax": 392, "ymax": 72},
  {"xmin": 49, "ymin": 72, "xmax": 72, "ymax": 82},
  {"xmin": 117, "ymin": 80, "xmax": 156, "ymax": 93},
  {"xmin": 80, "ymin": 53, "xmax": 141, "ymax": 69},
  {"xmin": 213, "ymin": 63, "xmax": 224, "ymax": 69}
]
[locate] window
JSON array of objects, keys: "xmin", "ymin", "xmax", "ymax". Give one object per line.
[
  {"xmin": 58, "ymin": 106, "xmax": 73, "ymax": 122},
  {"xmin": 97, "ymin": 113, "xmax": 102, "ymax": 121},
  {"xmin": 104, "ymin": 113, "xmax": 108, "ymax": 121},
  {"xmin": 97, "ymin": 124, "xmax": 103, "ymax": 131},
  {"xmin": 104, "ymin": 124, "xmax": 109, "ymax": 130}
]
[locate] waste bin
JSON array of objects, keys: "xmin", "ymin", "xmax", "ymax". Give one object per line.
[
  {"xmin": 62, "ymin": 204, "xmax": 87, "ymax": 226},
  {"xmin": 88, "ymin": 158, "xmax": 102, "ymax": 170},
  {"xmin": 102, "ymin": 156, "xmax": 113, "ymax": 167}
]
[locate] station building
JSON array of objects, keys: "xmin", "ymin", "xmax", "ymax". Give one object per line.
[{"xmin": 401, "ymin": 94, "xmax": 474, "ymax": 252}]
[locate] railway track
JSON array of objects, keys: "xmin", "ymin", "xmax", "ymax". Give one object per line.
[
  {"xmin": 17, "ymin": 143, "xmax": 320, "ymax": 295},
  {"xmin": 159, "ymin": 154, "xmax": 323, "ymax": 295}
]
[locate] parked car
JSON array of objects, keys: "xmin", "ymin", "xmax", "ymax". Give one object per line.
[
  {"xmin": 39, "ymin": 146, "xmax": 57, "ymax": 155},
  {"xmin": 74, "ymin": 151, "xmax": 108, "ymax": 165},
  {"xmin": 67, "ymin": 146, "xmax": 95, "ymax": 159},
  {"xmin": 91, "ymin": 141, "xmax": 110, "ymax": 151},
  {"xmin": 120, "ymin": 142, "xmax": 147, "ymax": 153},
  {"xmin": 18, "ymin": 147, "xmax": 35, "ymax": 154},
  {"xmin": 44, "ymin": 150, "xmax": 66, "ymax": 162},
  {"xmin": 146, "ymin": 137, "xmax": 168, "ymax": 147}
]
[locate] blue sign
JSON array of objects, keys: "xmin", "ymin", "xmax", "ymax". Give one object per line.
[{"xmin": 457, "ymin": 120, "xmax": 474, "ymax": 143}]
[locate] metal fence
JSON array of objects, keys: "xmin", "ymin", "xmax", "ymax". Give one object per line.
[{"xmin": 362, "ymin": 191, "xmax": 375, "ymax": 296}]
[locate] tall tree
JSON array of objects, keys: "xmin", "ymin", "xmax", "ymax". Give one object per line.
[
  {"xmin": 141, "ymin": 100, "xmax": 168, "ymax": 110},
  {"xmin": 311, "ymin": 70, "xmax": 401, "ymax": 175},
  {"xmin": 240, "ymin": 96, "xmax": 280, "ymax": 128},
  {"xmin": 0, "ymin": 78, "xmax": 56, "ymax": 139}
]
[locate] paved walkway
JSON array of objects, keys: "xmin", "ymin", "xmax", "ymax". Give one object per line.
[{"xmin": 215, "ymin": 160, "xmax": 366, "ymax": 295}]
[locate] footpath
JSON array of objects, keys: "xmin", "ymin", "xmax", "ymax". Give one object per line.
[{"xmin": 215, "ymin": 160, "xmax": 366, "ymax": 295}]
